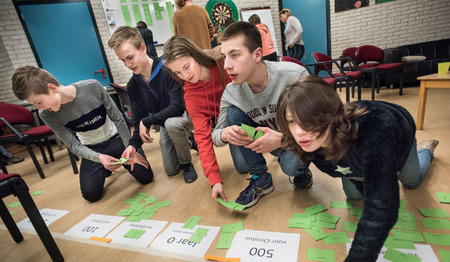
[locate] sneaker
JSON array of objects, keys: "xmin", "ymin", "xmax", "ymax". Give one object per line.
[
  {"xmin": 188, "ymin": 132, "xmax": 198, "ymax": 153},
  {"xmin": 417, "ymin": 140, "xmax": 439, "ymax": 153},
  {"xmin": 181, "ymin": 163, "xmax": 198, "ymax": 183},
  {"xmin": 290, "ymin": 169, "xmax": 313, "ymax": 189},
  {"xmin": 6, "ymin": 156, "xmax": 24, "ymax": 165},
  {"xmin": 235, "ymin": 174, "xmax": 274, "ymax": 208}
]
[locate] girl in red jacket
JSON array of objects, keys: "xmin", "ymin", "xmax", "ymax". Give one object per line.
[{"xmin": 164, "ymin": 35, "xmax": 232, "ymax": 202}]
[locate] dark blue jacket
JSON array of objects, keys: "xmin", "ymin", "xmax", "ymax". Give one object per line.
[
  {"xmin": 127, "ymin": 56, "xmax": 184, "ymax": 149},
  {"xmin": 312, "ymin": 101, "xmax": 415, "ymax": 261}
]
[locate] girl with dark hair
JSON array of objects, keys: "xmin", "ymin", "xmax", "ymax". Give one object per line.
[
  {"xmin": 276, "ymin": 75, "xmax": 438, "ymax": 261},
  {"xmin": 164, "ymin": 35, "xmax": 232, "ymax": 202}
]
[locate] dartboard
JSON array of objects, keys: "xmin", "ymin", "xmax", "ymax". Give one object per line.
[{"xmin": 211, "ymin": 2, "xmax": 233, "ymax": 26}]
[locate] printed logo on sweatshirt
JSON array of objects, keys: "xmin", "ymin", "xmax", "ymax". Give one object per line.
[
  {"xmin": 247, "ymin": 104, "xmax": 278, "ymax": 130},
  {"xmin": 65, "ymin": 105, "xmax": 108, "ymax": 132}
]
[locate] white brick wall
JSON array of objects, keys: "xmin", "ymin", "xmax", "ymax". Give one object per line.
[
  {"xmin": 330, "ymin": 0, "xmax": 450, "ymax": 58},
  {"xmin": 1, "ymin": 0, "xmax": 449, "ymax": 104}
]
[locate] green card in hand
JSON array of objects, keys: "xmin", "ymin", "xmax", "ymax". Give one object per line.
[
  {"xmin": 241, "ymin": 124, "xmax": 264, "ymax": 141},
  {"xmin": 114, "ymin": 157, "xmax": 129, "ymax": 165}
]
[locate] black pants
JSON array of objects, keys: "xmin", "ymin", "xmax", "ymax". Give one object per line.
[
  {"xmin": 80, "ymin": 135, "xmax": 153, "ymax": 202},
  {"xmin": 263, "ymin": 52, "xmax": 278, "ymax": 62}
]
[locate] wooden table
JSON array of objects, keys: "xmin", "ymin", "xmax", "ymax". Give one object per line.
[{"xmin": 417, "ymin": 72, "xmax": 450, "ymax": 130}]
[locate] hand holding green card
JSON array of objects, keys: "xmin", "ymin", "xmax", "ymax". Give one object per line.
[
  {"xmin": 241, "ymin": 124, "xmax": 264, "ymax": 141},
  {"xmin": 114, "ymin": 157, "xmax": 129, "ymax": 165}
]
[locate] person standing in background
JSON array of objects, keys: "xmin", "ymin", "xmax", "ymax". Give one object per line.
[
  {"xmin": 172, "ymin": 0, "xmax": 214, "ymax": 50},
  {"xmin": 279, "ymin": 8, "xmax": 304, "ymax": 61},
  {"xmin": 136, "ymin": 21, "xmax": 158, "ymax": 58},
  {"xmin": 248, "ymin": 14, "xmax": 277, "ymax": 61}
]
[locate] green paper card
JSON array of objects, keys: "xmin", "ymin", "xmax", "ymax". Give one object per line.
[
  {"xmin": 217, "ymin": 198, "xmax": 246, "ymax": 211},
  {"xmin": 32, "ymin": 190, "xmax": 44, "ymax": 196},
  {"xmin": 384, "ymin": 236, "xmax": 416, "ymax": 250},
  {"xmin": 114, "ymin": 157, "xmax": 129, "ymax": 165},
  {"xmin": 124, "ymin": 198, "xmax": 141, "ymax": 204},
  {"xmin": 132, "ymin": 192, "xmax": 149, "ymax": 200},
  {"xmin": 143, "ymin": 205, "xmax": 159, "ymax": 213},
  {"xmin": 439, "ymin": 250, "xmax": 450, "ymax": 261},
  {"xmin": 391, "ymin": 229, "xmax": 424, "ymax": 243},
  {"xmin": 116, "ymin": 209, "xmax": 134, "ymax": 216},
  {"xmin": 189, "ymin": 227, "xmax": 209, "ymax": 243},
  {"xmin": 241, "ymin": 124, "xmax": 264, "ymax": 141},
  {"xmin": 305, "ymin": 204, "xmax": 327, "ymax": 215},
  {"xmin": 398, "ymin": 199, "xmax": 407, "ymax": 213},
  {"xmin": 397, "ymin": 212, "xmax": 416, "ymax": 222},
  {"xmin": 312, "ymin": 220, "xmax": 336, "ymax": 229},
  {"xmin": 418, "ymin": 208, "xmax": 450, "ymax": 217},
  {"xmin": 293, "ymin": 213, "xmax": 315, "ymax": 221},
  {"xmin": 144, "ymin": 196, "xmax": 157, "ymax": 205},
  {"xmin": 394, "ymin": 220, "xmax": 418, "ymax": 231},
  {"xmin": 124, "ymin": 216, "xmax": 141, "ymax": 222},
  {"xmin": 124, "ymin": 228, "xmax": 146, "ymax": 239},
  {"xmin": 132, "ymin": 210, "xmax": 143, "ymax": 216},
  {"xmin": 222, "ymin": 222, "xmax": 244, "ymax": 233},
  {"xmin": 420, "ymin": 217, "xmax": 450, "ymax": 229},
  {"xmin": 155, "ymin": 201, "xmax": 171, "ymax": 207},
  {"xmin": 343, "ymin": 221, "xmax": 358, "ymax": 232},
  {"xmin": 316, "ymin": 212, "xmax": 340, "ymax": 224},
  {"xmin": 423, "ymin": 232, "xmax": 450, "ymax": 246},
  {"xmin": 305, "ymin": 227, "xmax": 327, "ymax": 241},
  {"xmin": 323, "ymin": 232, "xmax": 350, "ymax": 245},
  {"xmin": 183, "ymin": 216, "xmax": 202, "ymax": 229},
  {"xmin": 436, "ymin": 192, "xmax": 450, "ymax": 204},
  {"xmin": 330, "ymin": 200, "xmax": 352, "ymax": 208},
  {"xmin": 384, "ymin": 248, "xmax": 421, "ymax": 262},
  {"xmin": 128, "ymin": 203, "xmax": 146, "ymax": 210},
  {"xmin": 307, "ymin": 248, "xmax": 335, "ymax": 262},
  {"xmin": 7, "ymin": 202, "xmax": 20, "ymax": 208},
  {"xmin": 350, "ymin": 207, "xmax": 363, "ymax": 217},
  {"xmin": 289, "ymin": 218, "xmax": 312, "ymax": 229},
  {"xmin": 216, "ymin": 232, "xmax": 234, "ymax": 249},
  {"xmin": 138, "ymin": 212, "xmax": 154, "ymax": 220}
]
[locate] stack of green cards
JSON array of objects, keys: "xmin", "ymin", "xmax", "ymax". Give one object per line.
[{"xmin": 241, "ymin": 124, "xmax": 264, "ymax": 141}]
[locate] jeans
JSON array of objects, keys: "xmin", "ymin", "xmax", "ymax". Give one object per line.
[
  {"xmin": 287, "ymin": 44, "xmax": 305, "ymax": 61},
  {"xmin": 0, "ymin": 145, "xmax": 12, "ymax": 159},
  {"xmin": 342, "ymin": 139, "xmax": 434, "ymax": 200},
  {"xmin": 80, "ymin": 135, "xmax": 153, "ymax": 202},
  {"xmin": 159, "ymin": 112, "xmax": 194, "ymax": 175},
  {"xmin": 227, "ymin": 106, "xmax": 309, "ymax": 177}
]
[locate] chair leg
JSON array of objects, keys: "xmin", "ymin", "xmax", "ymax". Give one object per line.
[
  {"xmin": 371, "ymin": 71, "xmax": 376, "ymax": 101},
  {"xmin": 67, "ymin": 148, "xmax": 79, "ymax": 175},
  {"xmin": 37, "ymin": 140, "xmax": 48, "ymax": 164},
  {"xmin": 399, "ymin": 68, "xmax": 404, "ymax": 96},
  {"xmin": 345, "ymin": 81, "xmax": 350, "ymax": 102},
  {"xmin": 44, "ymin": 138, "xmax": 55, "ymax": 162},
  {"xmin": 11, "ymin": 177, "xmax": 64, "ymax": 262},
  {"xmin": 0, "ymin": 199, "xmax": 23, "ymax": 243},
  {"xmin": 24, "ymin": 143, "xmax": 45, "ymax": 179}
]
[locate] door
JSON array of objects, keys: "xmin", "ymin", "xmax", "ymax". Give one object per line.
[
  {"xmin": 281, "ymin": 0, "xmax": 330, "ymax": 72},
  {"xmin": 14, "ymin": 0, "xmax": 113, "ymax": 86}
]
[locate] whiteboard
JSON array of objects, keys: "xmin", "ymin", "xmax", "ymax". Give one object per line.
[
  {"xmin": 100, "ymin": 0, "xmax": 175, "ymax": 45},
  {"xmin": 241, "ymin": 7, "xmax": 279, "ymax": 55}
]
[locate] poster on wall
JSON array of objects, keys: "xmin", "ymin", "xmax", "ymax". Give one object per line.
[
  {"xmin": 335, "ymin": 0, "xmax": 369, "ymax": 12},
  {"xmin": 100, "ymin": 0, "xmax": 175, "ymax": 44},
  {"xmin": 375, "ymin": 0, "xmax": 395, "ymax": 4}
]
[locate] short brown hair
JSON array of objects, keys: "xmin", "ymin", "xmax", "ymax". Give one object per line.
[
  {"xmin": 279, "ymin": 8, "xmax": 292, "ymax": 17},
  {"xmin": 174, "ymin": 0, "xmax": 186, "ymax": 9},
  {"xmin": 12, "ymin": 66, "xmax": 60, "ymax": 100},
  {"xmin": 108, "ymin": 26, "xmax": 144, "ymax": 50},
  {"xmin": 221, "ymin": 21, "xmax": 261, "ymax": 54},
  {"xmin": 248, "ymin": 14, "xmax": 261, "ymax": 25}
]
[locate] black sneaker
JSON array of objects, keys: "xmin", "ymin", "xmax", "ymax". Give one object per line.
[
  {"xmin": 181, "ymin": 163, "xmax": 198, "ymax": 183},
  {"xmin": 290, "ymin": 169, "xmax": 313, "ymax": 189},
  {"xmin": 188, "ymin": 132, "xmax": 198, "ymax": 153},
  {"xmin": 6, "ymin": 156, "xmax": 24, "ymax": 165},
  {"xmin": 235, "ymin": 174, "xmax": 274, "ymax": 208}
]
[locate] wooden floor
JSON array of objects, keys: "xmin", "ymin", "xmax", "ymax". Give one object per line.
[{"xmin": 1, "ymin": 85, "xmax": 450, "ymax": 262}]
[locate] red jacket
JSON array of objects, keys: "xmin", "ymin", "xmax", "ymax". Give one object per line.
[{"xmin": 183, "ymin": 63, "xmax": 231, "ymax": 186}]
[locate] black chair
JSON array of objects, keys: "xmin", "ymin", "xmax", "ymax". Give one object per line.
[{"xmin": 0, "ymin": 172, "xmax": 64, "ymax": 261}]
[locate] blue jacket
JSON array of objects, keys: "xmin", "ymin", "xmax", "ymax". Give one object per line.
[
  {"xmin": 126, "ymin": 56, "xmax": 185, "ymax": 149},
  {"xmin": 312, "ymin": 101, "xmax": 415, "ymax": 261}
]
